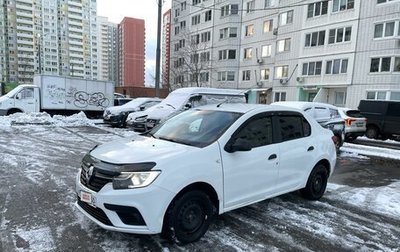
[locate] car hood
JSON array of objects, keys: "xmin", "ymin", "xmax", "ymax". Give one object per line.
[
  {"xmin": 107, "ymin": 106, "xmax": 138, "ymax": 115},
  {"xmin": 146, "ymin": 105, "xmax": 176, "ymax": 120},
  {"xmin": 90, "ymin": 135, "xmax": 193, "ymax": 164}
]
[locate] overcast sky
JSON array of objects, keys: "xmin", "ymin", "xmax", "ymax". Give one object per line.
[{"xmin": 97, "ymin": 0, "xmax": 171, "ymax": 86}]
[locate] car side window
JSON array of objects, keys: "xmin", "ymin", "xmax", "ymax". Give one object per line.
[
  {"xmin": 329, "ymin": 108, "xmax": 340, "ymax": 119},
  {"xmin": 314, "ymin": 107, "xmax": 330, "ymax": 121},
  {"xmin": 234, "ymin": 116, "xmax": 273, "ymax": 148},
  {"xmin": 279, "ymin": 115, "xmax": 310, "ymax": 142},
  {"xmin": 20, "ymin": 88, "xmax": 34, "ymax": 99}
]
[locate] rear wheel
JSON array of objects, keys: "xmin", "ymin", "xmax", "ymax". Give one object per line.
[
  {"xmin": 6, "ymin": 109, "xmax": 22, "ymax": 115},
  {"xmin": 162, "ymin": 190, "xmax": 215, "ymax": 244},
  {"xmin": 366, "ymin": 126, "xmax": 379, "ymax": 139},
  {"xmin": 301, "ymin": 164, "xmax": 329, "ymax": 200}
]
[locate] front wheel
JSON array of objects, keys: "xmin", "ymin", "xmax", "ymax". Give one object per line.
[
  {"xmin": 162, "ymin": 191, "xmax": 215, "ymax": 244},
  {"xmin": 366, "ymin": 126, "xmax": 379, "ymax": 139},
  {"xmin": 300, "ymin": 164, "xmax": 329, "ymax": 200}
]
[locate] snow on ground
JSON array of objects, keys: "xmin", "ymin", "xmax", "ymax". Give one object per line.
[
  {"xmin": 0, "ymin": 112, "xmax": 95, "ymax": 127},
  {"xmin": 358, "ymin": 136, "xmax": 400, "ymax": 146},
  {"xmin": 341, "ymin": 142, "xmax": 400, "ymax": 160}
]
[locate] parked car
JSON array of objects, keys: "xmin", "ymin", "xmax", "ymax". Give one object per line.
[
  {"xmin": 338, "ymin": 108, "xmax": 367, "ymax": 142},
  {"xmin": 113, "ymin": 98, "xmax": 132, "ymax": 106},
  {"xmin": 114, "ymin": 92, "xmax": 126, "ymax": 99},
  {"xmin": 103, "ymin": 97, "xmax": 161, "ymax": 127},
  {"xmin": 272, "ymin": 101, "xmax": 345, "ymax": 149},
  {"xmin": 126, "ymin": 107, "xmax": 155, "ymax": 132},
  {"xmin": 75, "ymin": 103, "xmax": 337, "ymax": 244},
  {"xmin": 358, "ymin": 100, "xmax": 400, "ymax": 140},
  {"xmin": 132, "ymin": 87, "xmax": 247, "ymax": 132}
]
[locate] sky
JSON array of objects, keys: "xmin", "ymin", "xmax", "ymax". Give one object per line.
[{"xmin": 97, "ymin": 0, "xmax": 171, "ymax": 86}]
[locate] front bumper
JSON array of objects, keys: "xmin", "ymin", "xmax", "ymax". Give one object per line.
[{"xmin": 75, "ymin": 172, "xmax": 174, "ymax": 234}]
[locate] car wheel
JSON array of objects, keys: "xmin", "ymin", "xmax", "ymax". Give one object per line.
[
  {"xmin": 162, "ymin": 191, "xmax": 215, "ymax": 244},
  {"xmin": 335, "ymin": 135, "xmax": 343, "ymax": 150},
  {"xmin": 300, "ymin": 164, "xmax": 328, "ymax": 200},
  {"xmin": 366, "ymin": 126, "xmax": 378, "ymax": 139}
]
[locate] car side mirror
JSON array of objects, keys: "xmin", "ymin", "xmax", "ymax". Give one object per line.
[
  {"xmin": 139, "ymin": 106, "xmax": 145, "ymax": 111},
  {"xmin": 184, "ymin": 103, "xmax": 191, "ymax": 110},
  {"xmin": 225, "ymin": 138, "xmax": 252, "ymax": 153},
  {"xmin": 16, "ymin": 93, "xmax": 22, "ymax": 100}
]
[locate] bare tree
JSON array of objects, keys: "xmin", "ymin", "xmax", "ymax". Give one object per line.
[{"xmin": 169, "ymin": 29, "xmax": 214, "ymax": 90}]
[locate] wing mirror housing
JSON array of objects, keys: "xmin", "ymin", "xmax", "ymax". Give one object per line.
[{"xmin": 225, "ymin": 138, "xmax": 252, "ymax": 153}]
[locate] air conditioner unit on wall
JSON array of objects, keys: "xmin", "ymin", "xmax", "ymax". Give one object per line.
[
  {"xmin": 257, "ymin": 58, "xmax": 263, "ymax": 64},
  {"xmin": 273, "ymin": 28, "xmax": 278, "ymax": 36},
  {"xmin": 296, "ymin": 77, "xmax": 304, "ymax": 83},
  {"xmin": 280, "ymin": 79, "xmax": 288, "ymax": 85},
  {"xmin": 173, "ymin": 17, "xmax": 178, "ymax": 23}
]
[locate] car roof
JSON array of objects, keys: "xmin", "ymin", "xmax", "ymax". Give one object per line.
[
  {"xmin": 194, "ymin": 103, "xmax": 304, "ymax": 114},
  {"xmin": 273, "ymin": 101, "xmax": 338, "ymax": 110},
  {"xmin": 171, "ymin": 87, "xmax": 245, "ymax": 96}
]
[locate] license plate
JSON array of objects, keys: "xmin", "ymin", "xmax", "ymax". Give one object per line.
[
  {"xmin": 80, "ymin": 191, "xmax": 92, "ymax": 204},
  {"xmin": 146, "ymin": 122, "xmax": 155, "ymax": 128},
  {"xmin": 355, "ymin": 122, "xmax": 364, "ymax": 127}
]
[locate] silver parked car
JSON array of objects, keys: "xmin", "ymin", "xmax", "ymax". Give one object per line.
[{"xmin": 338, "ymin": 108, "xmax": 367, "ymax": 142}]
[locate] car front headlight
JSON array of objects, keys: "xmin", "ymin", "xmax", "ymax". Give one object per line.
[
  {"xmin": 135, "ymin": 115, "xmax": 147, "ymax": 122},
  {"xmin": 112, "ymin": 171, "xmax": 160, "ymax": 189}
]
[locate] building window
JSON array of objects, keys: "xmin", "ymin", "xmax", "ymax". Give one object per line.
[
  {"xmin": 277, "ymin": 38, "xmax": 291, "ymax": 52},
  {"xmin": 335, "ymin": 91, "xmax": 346, "ymax": 105},
  {"xmin": 261, "ymin": 45, "xmax": 272, "ymax": 57},
  {"xmin": 332, "ymin": 0, "xmax": 354, "ymax": 12},
  {"xmin": 366, "ymin": 91, "xmax": 387, "ymax": 100},
  {"xmin": 191, "ymin": 34, "xmax": 200, "ymax": 44},
  {"xmin": 279, "ymin": 10, "xmax": 293, "ymax": 26},
  {"xmin": 205, "ymin": 10, "xmax": 212, "ymax": 22},
  {"xmin": 180, "ymin": 21, "xmax": 186, "ymax": 29},
  {"xmin": 374, "ymin": 21, "xmax": 396, "ymax": 38},
  {"xmin": 191, "ymin": 54, "xmax": 199, "ymax": 63},
  {"xmin": 305, "ymin": 31, "xmax": 325, "ymax": 47},
  {"xmin": 394, "ymin": 57, "xmax": 400, "ymax": 72},
  {"xmin": 181, "ymin": 1, "xmax": 187, "ymax": 10},
  {"xmin": 242, "ymin": 70, "xmax": 251, "ymax": 81},
  {"xmin": 265, "ymin": 0, "xmax": 272, "ymax": 8},
  {"xmin": 200, "ymin": 51, "xmax": 210, "ymax": 62},
  {"xmin": 274, "ymin": 92, "xmax": 287, "ymax": 101},
  {"xmin": 218, "ymin": 49, "xmax": 236, "ymax": 60},
  {"xmin": 377, "ymin": 0, "xmax": 399, "ymax": 3},
  {"xmin": 275, "ymin": 65, "xmax": 289, "ymax": 78},
  {"xmin": 307, "ymin": 1, "xmax": 328, "ymax": 18},
  {"xmin": 302, "ymin": 61, "xmax": 322, "ymax": 76},
  {"xmin": 192, "ymin": 14, "xmax": 201, "ymax": 25},
  {"xmin": 263, "ymin": 20, "xmax": 273, "ymax": 33},
  {"xmin": 328, "ymin": 27, "xmax": 352, "ymax": 44},
  {"xmin": 246, "ymin": 0, "xmax": 255, "ymax": 13},
  {"xmin": 390, "ymin": 91, "xmax": 400, "ymax": 101},
  {"xmin": 221, "ymin": 4, "xmax": 239, "ymax": 17},
  {"xmin": 261, "ymin": 68, "xmax": 270, "ymax": 80},
  {"xmin": 326, "ymin": 59, "xmax": 348, "ymax": 74},
  {"xmin": 200, "ymin": 72, "xmax": 209, "ymax": 82},
  {"xmin": 218, "ymin": 71, "xmax": 235, "ymax": 81},
  {"xmin": 174, "ymin": 26, "xmax": 180, "ymax": 35},
  {"xmin": 370, "ymin": 57, "xmax": 391, "ymax": 72},
  {"xmin": 201, "ymin": 31, "xmax": 211, "ymax": 42},
  {"xmin": 220, "ymin": 27, "xmax": 237, "ymax": 39},
  {"xmin": 244, "ymin": 48, "xmax": 253, "ymax": 59},
  {"xmin": 245, "ymin": 24, "xmax": 255, "ymax": 36},
  {"xmin": 192, "ymin": 0, "xmax": 201, "ymax": 5}
]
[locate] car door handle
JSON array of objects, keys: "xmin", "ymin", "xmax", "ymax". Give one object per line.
[
  {"xmin": 307, "ymin": 146, "xmax": 314, "ymax": 152},
  {"xmin": 268, "ymin": 154, "xmax": 277, "ymax": 160}
]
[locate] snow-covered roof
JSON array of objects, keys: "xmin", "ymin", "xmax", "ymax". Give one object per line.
[{"xmin": 171, "ymin": 87, "xmax": 246, "ymax": 96}]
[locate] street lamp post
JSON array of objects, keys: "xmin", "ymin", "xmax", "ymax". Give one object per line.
[
  {"xmin": 155, "ymin": 0, "xmax": 162, "ymax": 97},
  {"xmin": 37, "ymin": 34, "xmax": 42, "ymax": 74}
]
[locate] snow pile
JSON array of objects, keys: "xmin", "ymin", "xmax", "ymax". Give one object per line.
[
  {"xmin": 341, "ymin": 142, "xmax": 400, "ymax": 160},
  {"xmin": 0, "ymin": 112, "xmax": 95, "ymax": 127},
  {"xmin": 339, "ymin": 151, "xmax": 369, "ymax": 160}
]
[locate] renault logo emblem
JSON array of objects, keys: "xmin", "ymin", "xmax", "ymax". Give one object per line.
[{"xmin": 85, "ymin": 165, "xmax": 95, "ymax": 183}]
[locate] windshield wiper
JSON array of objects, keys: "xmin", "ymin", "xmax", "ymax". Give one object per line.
[{"xmin": 165, "ymin": 103, "xmax": 175, "ymax": 109}]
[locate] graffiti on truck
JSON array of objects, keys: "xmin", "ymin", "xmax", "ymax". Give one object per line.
[
  {"xmin": 66, "ymin": 87, "xmax": 110, "ymax": 108},
  {"xmin": 45, "ymin": 84, "xmax": 66, "ymax": 105}
]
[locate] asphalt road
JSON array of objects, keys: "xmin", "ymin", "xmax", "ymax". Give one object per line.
[{"xmin": 0, "ymin": 125, "xmax": 399, "ymax": 252}]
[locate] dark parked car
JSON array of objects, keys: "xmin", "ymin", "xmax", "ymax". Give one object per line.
[
  {"xmin": 114, "ymin": 98, "xmax": 132, "ymax": 106},
  {"xmin": 358, "ymin": 100, "xmax": 400, "ymax": 140}
]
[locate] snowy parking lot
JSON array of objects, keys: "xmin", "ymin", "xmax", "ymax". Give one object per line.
[{"xmin": 0, "ymin": 113, "xmax": 400, "ymax": 251}]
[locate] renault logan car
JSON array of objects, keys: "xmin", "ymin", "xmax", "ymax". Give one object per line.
[{"xmin": 75, "ymin": 104, "xmax": 337, "ymax": 243}]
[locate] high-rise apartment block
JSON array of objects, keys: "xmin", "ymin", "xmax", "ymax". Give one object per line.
[
  {"xmin": 98, "ymin": 16, "xmax": 118, "ymax": 83},
  {"xmin": 169, "ymin": 0, "xmax": 400, "ymax": 108},
  {"xmin": 118, "ymin": 17, "xmax": 145, "ymax": 87},
  {"xmin": 0, "ymin": 0, "xmax": 99, "ymax": 83}
]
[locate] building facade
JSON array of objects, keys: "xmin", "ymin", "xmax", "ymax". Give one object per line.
[
  {"xmin": 0, "ymin": 0, "xmax": 99, "ymax": 84},
  {"xmin": 169, "ymin": 0, "xmax": 400, "ymax": 108},
  {"xmin": 97, "ymin": 16, "xmax": 117, "ymax": 83},
  {"xmin": 117, "ymin": 17, "xmax": 145, "ymax": 87},
  {"xmin": 162, "ymin": 9, "xmax": 171, "ymax": 90}
]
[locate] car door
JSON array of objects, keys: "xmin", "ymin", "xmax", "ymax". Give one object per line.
[
  {"xmin": 273, "ymin": 113, "xmax": 315, "ymax": 192},
  {"xmin": 384, "ymin": 102, "xmax": 400, "ymax": 135},
  {"xmin": 221, "ymin": 113, "xmax": 279, "ymax": 210},
  {"xmin": 14, "ymin": 87, "xmax": 37, "ymax": 113}
]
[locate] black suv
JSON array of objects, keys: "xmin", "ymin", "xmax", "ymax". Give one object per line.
[{"xmin": 358, "ymin": 100, "xmax": 400, "ymax": 140}]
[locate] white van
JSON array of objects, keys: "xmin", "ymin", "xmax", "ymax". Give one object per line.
[{"xmin": 129, "ymin": 87, "xmax": 247, "ymax": 131}]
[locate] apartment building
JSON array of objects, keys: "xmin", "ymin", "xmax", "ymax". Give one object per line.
[
  {"xmin": 169, "ymin": 0, "xmax": 400, "ymax": 108},
  {"xmin": 117, "ymin": 17, "xmax": 145, "ymax": 87},
  {"xmin": 97, "ymin": 16, "xmax": 118, "ymax": 83},
  {"xmin": 0, "ymin": 0, "xmax": 99, "ymax": 83}
]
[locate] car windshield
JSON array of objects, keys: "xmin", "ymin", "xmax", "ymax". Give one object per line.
[
  {"xmin": 121, "ymin": 98, "xmax": 148, "ymax": 109},
  {"xmin": 150, "ymin": 109, "xmax": 243, "ymax": 147},
  {"xmin": 161, "ymin": 92, "xmax": 189, "ymax": 109},
  {"xmin": 345, "ymin": 110, "xmax": 364, "ymax": 118}
]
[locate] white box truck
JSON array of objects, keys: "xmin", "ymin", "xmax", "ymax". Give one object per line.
[{"xmin": 0, "ymin": 75, "xmax": 114, "ymax": 117}]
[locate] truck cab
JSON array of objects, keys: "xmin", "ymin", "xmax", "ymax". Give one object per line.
[{"xmin": 0, "ymin": 85, "xmax": 40, "ymax": 115}]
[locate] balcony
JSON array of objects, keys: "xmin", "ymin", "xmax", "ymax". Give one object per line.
[{"xmin": 68, "ymin": 0, "xmax": 83, "ymax": 8}]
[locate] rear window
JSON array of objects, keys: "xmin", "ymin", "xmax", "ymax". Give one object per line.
[{"xmin": 345, "ymin": 110, "xmax": 364, "ymax": 118}]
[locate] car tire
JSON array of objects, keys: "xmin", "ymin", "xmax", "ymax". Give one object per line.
[
  {"xmin": 300, "ymin": 164, "xmax": 329, "ymax": 201},
  {"xmin": 162, "ymin": 190, "xmax": 215, "ymax": 244},
  {"xmin": 366, "ymin": 126, "xmax": 378, "ymax": 139},
  {"xmin": 335, "ymin": 135, "xmax": 343, "ymax": 150}
]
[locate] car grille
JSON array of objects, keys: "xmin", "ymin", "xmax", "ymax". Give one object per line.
[
  {"xmin": 77, "ymin": 196, "xmax": 113, "ymax": 226},
  {"xmin": 80, "ymin": 162, "xmax": 115, "ymax": 192}
]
